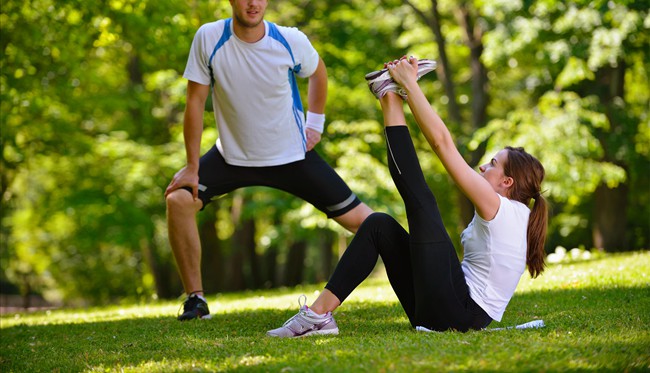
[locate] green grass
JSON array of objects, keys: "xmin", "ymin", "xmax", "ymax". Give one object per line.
[{"xmin": 1, "ymin": 252, "xmax": 649, "ymax": 372}]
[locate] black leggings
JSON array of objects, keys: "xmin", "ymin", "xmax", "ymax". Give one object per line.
[{"xmin": 325, "ymin": 126, "xmax": 491, "ymax": 331}]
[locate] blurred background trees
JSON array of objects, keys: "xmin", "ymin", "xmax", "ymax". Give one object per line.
[{"xmin": 1, "ymin": 0, "xmax": 648, "ymax": 307}]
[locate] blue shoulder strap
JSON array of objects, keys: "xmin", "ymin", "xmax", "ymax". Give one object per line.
[
  {"xmin": 267, "ymin": 22, "xmax": 307, "ymax": 151},
  {"xmin": 208, "ymin": 18, "xmax": 233, "ymax": 87}
]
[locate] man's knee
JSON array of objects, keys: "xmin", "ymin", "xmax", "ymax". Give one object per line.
[
  {"xmin": 334, "ymin": 203, "xmax": 374, "ymax": 232},
  {"xmin": 166, "ymin": 189, "xmax": 200, "ymax": 215}
]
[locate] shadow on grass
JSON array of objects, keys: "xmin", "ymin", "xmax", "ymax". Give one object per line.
[{"xmin": 1, "ymin": 285, "xmax": 648, "ymax": 372}]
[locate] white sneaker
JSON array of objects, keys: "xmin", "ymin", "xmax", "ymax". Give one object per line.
[
  {"xmin": 365, "ymin": 59, "xmax": 437, "ymax": 99},
  {"xmin": 267, "ymin": 295, "xmax": 339, "ymax": 338},
  {"xmin": 489, "ymin": 320, "xmax": 546, "ymax": 331}
]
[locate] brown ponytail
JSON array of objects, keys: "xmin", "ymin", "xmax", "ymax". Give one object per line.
[{"xmin": 504, "ymin": 147, "xmax": 548, "ymax": 278}]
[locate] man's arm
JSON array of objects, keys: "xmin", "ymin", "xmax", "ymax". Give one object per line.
[
  {"xmin": 305, "ymin": 57, "xmax": 327, "ymax": 150},
  {"xmin": 308, "ymin": 57, "xmax": 327, "ymax": 113},
  {"xmin": 165, "ymin": 81, "xmax": 211, "ymax": 200}
]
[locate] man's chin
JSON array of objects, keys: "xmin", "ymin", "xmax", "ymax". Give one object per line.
[{"xmin": 236, "ymin": 14, "xmax": 264, "ymax": 28}]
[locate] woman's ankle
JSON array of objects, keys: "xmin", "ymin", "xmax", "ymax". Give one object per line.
[{"xmin": 310, "ymin": 289, "xmax": 341, "ymax": 314}]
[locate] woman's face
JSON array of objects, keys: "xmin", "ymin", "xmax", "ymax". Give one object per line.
[{"xmin": 479, "ymin": 149, "xmax": 512, "ymax": 195}]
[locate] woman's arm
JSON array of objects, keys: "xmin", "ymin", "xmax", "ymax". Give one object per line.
[{"xmin": 388, "ymin": 57, "xmax": 500, "ymax": 220}]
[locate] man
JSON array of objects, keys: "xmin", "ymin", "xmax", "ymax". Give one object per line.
[{"xmin": 164, "ymin": 0, "xmax": 373, "ymax": 320}]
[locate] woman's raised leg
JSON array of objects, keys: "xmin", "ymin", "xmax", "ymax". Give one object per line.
[{"xmin": 379, "ymin": 92, "xmax": 472, "ymax": 331}]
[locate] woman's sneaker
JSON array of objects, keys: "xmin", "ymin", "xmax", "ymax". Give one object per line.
[
  {"xmin": 365, "ymin": 69, "xmax": 407, "ymax": 99},
  {"xmin": 365, "ymin": 59, "xmax": 437, "ymax": 99},
  {"xmin": 267, "ymin": 295, "xmax": 339, "ymax": 338},
  {"xmin": 177, "ymin": 293, "xmax": 212, "ymax": 321}
]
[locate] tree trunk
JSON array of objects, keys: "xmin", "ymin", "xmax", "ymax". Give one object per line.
[
  {"xmin": 127, "ymin": 54, "xmax": 145, "ymax": 140},
  {"xmin": 591, "ymin": 63, "xmax": 630, "ymax": 251},
  {"xmin": 226, "ymin": 192, "xmax": 248, "ymax": 291},
  {"xmin": 455, "ymin": 3, "xmax": 489, "ymax": 228},
  {"xmin": 316, "ymin": 229, "xmax": 335, "ymax": 283},
  {"xmin": 285, "ymin": 241, "xmax": 306, "ymax": 287},
  {"xmin": 406, "ymin": 0, "xmax": 489, "ymax": 228},
  {"xmin": 263, "ymin": 243, "xmax": 278, "ymax": 288},
  {"xmin": 226, "ymin": 249, "xmax": 246, "ymax": 291},
  {"xmin": 593, "ymin": 184, "xmax": 628, "ymax": 251},
  {"xmin": 141, "ymin": 238, "xmax": 182, "ymax": 299},
  {"xmin": 403, "ymin": 0, "xmax": 462, "ymax": 124},
  {"xmin": 199, "ymin": 203, "xmax": 224, "ymax": 293},
  {"xmin": 239, "ymin": 218, "xmax": 259, "ymax": 288},
  {"xmin": 21, "ymin": 275, "xmax": 31, "ymax": 309}
]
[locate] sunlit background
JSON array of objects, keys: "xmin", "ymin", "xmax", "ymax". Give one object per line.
[{"xmin": 1, "ymin": 0, "xmax": 648, "ymax": 310}]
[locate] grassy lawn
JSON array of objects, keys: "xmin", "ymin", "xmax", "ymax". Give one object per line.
[{"xmin": 1, "ymin": 251, "xmax": 648, "ymax": 372}]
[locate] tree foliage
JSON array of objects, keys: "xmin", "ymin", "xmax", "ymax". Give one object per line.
[{"xmin": 1, "ymin": 0, "xmax": 648, "ymax": 306}]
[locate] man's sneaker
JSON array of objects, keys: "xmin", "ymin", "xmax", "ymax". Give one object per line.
[
  {"xmin": 365, "ymin": 59, "xmax": 437, "ymax": 99},
  {"xmin": 177, "ymin": 293, "xmax": 212, "ymax": 321},
  {"xmin": 267, "ymin": 295, "xmax": 339, "ymax": 337}
]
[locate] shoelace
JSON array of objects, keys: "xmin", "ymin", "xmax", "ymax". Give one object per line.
[
  {"xmin": 284, "ymin": 310, "xmax": 326, "ymax": 333},
  {"xmin": 176, "ymin": 291, "xmax": 203, "ymax": 317},
  {"xmin": 282, "ymin": 294, "xmax": 308, "ymax": 326},
  {"xmin": 177, "ymin": 297, "xmax": 192, "ymax": 317},
  {"xmin": 177, "ymin": 300, "xmax": 187, "ymax": 317}
]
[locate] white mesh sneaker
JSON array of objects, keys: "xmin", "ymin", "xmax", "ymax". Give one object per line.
[
  {"xmin": 267, "ymin": 295, "xmax": 339, "ymax": 338},
  {"xmin": 365, "ymin": 59, "xmax": 437, "ymax": 99}
]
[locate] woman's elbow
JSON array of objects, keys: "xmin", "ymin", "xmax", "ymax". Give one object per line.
[{"xmin": 429, "ymin": 133, "xmax": 454, "ymax": 153}]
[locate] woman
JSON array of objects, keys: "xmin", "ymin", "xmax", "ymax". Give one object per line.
[{"xmin": 268, "ymin": 56, "xmax": 547, "ymax": 337}]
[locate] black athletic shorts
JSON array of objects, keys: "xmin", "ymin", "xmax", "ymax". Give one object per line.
[{"xmin": 182, "ymin": 146, "xmax": 361, "ymax": 218}]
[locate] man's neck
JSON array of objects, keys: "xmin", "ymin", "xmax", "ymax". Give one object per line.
[{"xmin": 233, "ymin": 20, "xmax": 265, "ymax": 43}]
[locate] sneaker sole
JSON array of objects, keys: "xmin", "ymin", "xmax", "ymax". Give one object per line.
[
  {"xmin": 365, "ymin": 59, "xmax": 437, "ymax": 81},
  {"xmin": 177, "ymin": 313, "xmax": 212, "ymax": 321},
  {"xmin": 365, "ymin": 69, "xmax": 391, "ymax": 83},
  {"xmin": 416, "ymin": 59, "xmax": 437, "ymax": 79},
  {"xmin": 368, "ymin": 79, "xmax": 406, "ymax": 99},
  {"xmin": 266, "ymin": 327, "xmax": 339, "ymax": 338},
  {"xmin": 297, "ymin": 328, "xmax": 339, "ymax": 337}
]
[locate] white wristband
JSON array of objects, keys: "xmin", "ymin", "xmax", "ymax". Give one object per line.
[{"xmin": 305, "ymin": 111, "xmax": 325, "ymax": 134}]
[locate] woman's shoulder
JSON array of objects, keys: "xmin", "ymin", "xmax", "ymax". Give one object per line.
[{"xmin": 495, "ymin": 195, "xmax": 530, "ymax": 222}]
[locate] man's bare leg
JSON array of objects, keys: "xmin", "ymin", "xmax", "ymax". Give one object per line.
[
  {"xmin": 166, "ymin": 189, "xmax": 208, "ymax": 320},
  {"xmin": 333, "ymin": 202, "xmax": 374, "ymax": 233}
]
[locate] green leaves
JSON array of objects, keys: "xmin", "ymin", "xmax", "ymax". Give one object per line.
[
  {"xmin": 556, "ymin": 57, "xmax": 595, "ymax": 88},
  {"xmin": 1, "ymin": 0, "xmax": 648, "ymax": 304}
]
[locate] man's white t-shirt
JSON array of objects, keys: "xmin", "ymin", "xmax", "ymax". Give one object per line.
[
  {"xmin": 183, "ymin": 19, "xmax": 319, "ymax": 167},
  {"xmin": 461, "ymin": 194, "xmax": 530, "ymax": 321}
]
